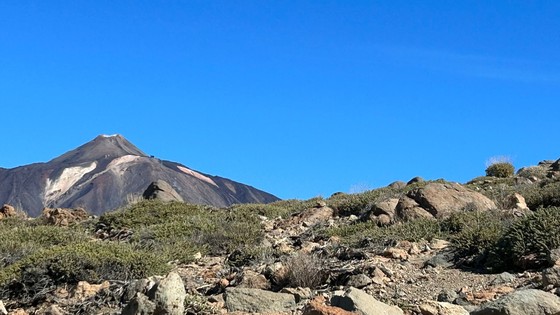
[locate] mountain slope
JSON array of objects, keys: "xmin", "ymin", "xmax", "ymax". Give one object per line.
[{"xmin": 0, "ymin": 135, "xmax": 279, "ymax": 216}]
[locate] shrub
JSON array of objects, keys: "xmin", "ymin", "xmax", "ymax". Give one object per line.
[
  {"xmin": 0, "ymin": 241, "xmax": 171, "ymax": 286},
  {"xmin": 522, "ymin": 181, "xmax": 560, "ymax": 210},
  {"xmin": 320, "ymin": 218, "xmax": 443, "ymax": 249},
  {"xmin": 101, "ymin": 200, "xmax": 265, "ymax": 262},
  {"xmin": 489, "ymin": 207, "xmax": 560, "ymax": 270},
  {"xmin": 485, "ymin": 162, "xmax": 515, "ymax": 178},
  {"xmin": 444, "ymin": 210, "xmax": 510, "ymax": 266},
  {"xmin": 280, "ymin": 253, "xmax": 325, "ymax": 289},
  {"xmin": 0, "ymin": 223, "xmax": 89, "ymax": 267}
]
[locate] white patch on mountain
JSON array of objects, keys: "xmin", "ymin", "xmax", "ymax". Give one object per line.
[
  {"xmin": 177, "ymin": 165, "xmax": 218, "ymax": 187},
  {"xmin": 44, "ymin": 162, "xmax": 97, "ymax": 204}
]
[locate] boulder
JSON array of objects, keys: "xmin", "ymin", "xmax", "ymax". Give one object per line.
[
  {"xmin": 395, "ymin": 196, "xmax": 433, "ymax": 221},
  {"xmin": 407, "ymin": 176, "xmax": 424, "ymax": 185},
  {"xmin": 42, "ymin": 207, "xmax": 89, "ymax": 226},
  {"xmin": 543, "ymin": 266, "xmax": 560, "ymax": 287},
  {"xmin": 400, "ymin": 183, "xmax": 496, "ymax": 219},
  {"xmin": 225, "ymin": 287, "xmax": 296, "ymax": 313},
  {"xmin": 238, "ymin": 270, "xmax": 270, "ymax": 290},
  {"xmin": 123, "ymin": 272, "xmax": 186, "ymax": 315},
  {"xmin": 280, "ymin": 287, "xmax": 313, "ymax": 303},
  {"xmin": 388, "ymin": 181, "xmax": 406, "ymax": 189},
  {"xmin": 297, "ymin": 205, "xmax": 335, "ymax": 226},
  {"xmin": 331, "ymin": 287, "xmax": 404, "ymax": 315},
  {"xmin": 122, "ymin": 292, "xmax": 157, "ymax": 315},
  {"xmin": 0, "ymin": 204, "xmax": 17, "ymax": 220},
  {"xmin": 303, "ymin": 296, "xmax": 358, "ymax": 315},
  {"xmin": 419, "ymin": 300, "xmax": 468, "ymax": 315},
  {"xmin": 370, "ymin": 199, "xmax": 399, "ymax": 219},
  {"xmin": 471, "ymin": 289, "xmax": 560, "ymax": 315},
  {"xmin": 504, "ymin": 193, "xmax": 529, "ymax": 211},
  {"xmin": 142, "ymin": 180, "xmax": 184, "ymax": 202},
  {"xmin": 548, "ymin": 247, "xmax": 560, "ymax": 266},
  {"xmin": 148, "ymin": 272, "xmax": 186, "ymax": 315},
  {"xmin": 0, "ymin": 300, "xmax": 6, "ymax": 315}
]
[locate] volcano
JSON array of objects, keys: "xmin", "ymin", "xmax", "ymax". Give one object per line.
[{"xmin": 0, "ymin": 135, "xmax": 279, "ymax": 216}]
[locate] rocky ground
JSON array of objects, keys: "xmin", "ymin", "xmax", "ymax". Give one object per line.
[{"xmin": 2, "ymin": 159, "xmax": 560, "ymax": 315}]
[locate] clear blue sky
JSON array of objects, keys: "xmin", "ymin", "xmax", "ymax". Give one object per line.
[{"xmin": 1, "ymin": 1, "xmax": 559, "ymax": 200}]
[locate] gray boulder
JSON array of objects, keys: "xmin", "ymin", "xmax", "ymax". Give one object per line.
[
  {"xmin": 143, "ymin": 180, "xmax": 184, "ymax": 202},
  {"xmin": 122, "ymin": 272, "xmax": 186, "ymax": 315},
  {"xmin": 471, "ymin": 289, "xmax": 560, "ymax": 315},
  {"xmin": 331, "ymin": 287, "xmax": 404, "ymax": 315},
  {"xmin": 225, "ymin": 287, "xmax": 296, "ymax": 313},
  {"xmin": 148, "ymin": 272, "xmax": 186, "ymax": 315},
  {"xmin": 122, "ymin": 292, "xmax": 156, "ymax": 315},
  {"xmin": 543, "ymin": 266, "xmax": 560, "ymax": 287}
]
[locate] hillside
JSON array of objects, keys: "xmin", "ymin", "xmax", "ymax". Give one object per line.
[
  {"xmin": 0, "ymin": 135, "xmax": 279, "ymax": 216},
  {"xmin": 1, "ymin": 158, "xmax": 560, "ymax": 314}
]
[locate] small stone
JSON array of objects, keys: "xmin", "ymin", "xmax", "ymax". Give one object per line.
[
  {"xmin": 437, "ymin": 289, "xmax": 458, "ymax": 303},
  {"xmin": 346, "ymin": 274, "xmax": 372, "ymax": 289},
  {"xmin": 491, "ymin": 272, "xmax": 516, "ymax": 285},
  {"xmin": 383, "ymin": 248, "xmax": 409, "ymax": 261}
]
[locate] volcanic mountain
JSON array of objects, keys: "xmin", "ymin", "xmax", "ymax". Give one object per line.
[{"xmin": 0, "ymin": 135, "xmax": 279, "ymax": 216}]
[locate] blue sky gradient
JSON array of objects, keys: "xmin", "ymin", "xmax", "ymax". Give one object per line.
[{"xmin": 1, "ymin": 1, "xmax": 559, "ymax": 199}]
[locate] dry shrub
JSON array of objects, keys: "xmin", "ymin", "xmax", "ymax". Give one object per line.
[{"xmin": 280, "ymin": 252, "xmax": 325, "ymax": 289}]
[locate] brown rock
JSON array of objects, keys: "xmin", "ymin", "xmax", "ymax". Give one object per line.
[
  {"xmin": 395, "ymin": 196, "xmax": 433, "ymax": 221},
  {"xmin": 73, "ymin": 280, "xmax": 110, "ymax": 300},
  {"xmin": 42, "ymin": 207, "xmax": 89, "ymax": 226},
  {"xmin": 504, "ymin": 193, "xmax": 529, "ymax": 211},
  {"xmin": 303, "ymin": 296, "xmax": 358, "ymax": 315},
  {"xmin": 0, "ymin": 204, "xmax": 17, "ymax": 219},
  {"xmin": 239, "ymin": 270, "xmax": 270, "ymax": 290},
  {"xmin": 8, "ymin": 310, "xmax": 28, "ymax": 315},
  {"xmin": 419, "ymin": 300, "xmax": 468, "ymax": 315},
  {"xmin": 383, "ymin": 248, "xmax": 409, "ymax": 261},
  {"xmin": 404, "ymin": 183, "xmax": 496, "ymax": 218},
  {"xmin": 371, "ymin": 199, "xmax": 399, "ymax": 218},
  {"xmin": 297, "ymin": 206, "xmax": 335, "ymax": 226}
]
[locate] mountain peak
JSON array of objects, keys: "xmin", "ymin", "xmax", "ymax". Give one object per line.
[{"xmin": 50, "ymin": 134, "xmax": 147, "ymax": 164}]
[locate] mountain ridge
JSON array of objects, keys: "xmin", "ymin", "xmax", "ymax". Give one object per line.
[{"xmin": 0, "ymin": 135, "xmax": 279, "ymax": 216}]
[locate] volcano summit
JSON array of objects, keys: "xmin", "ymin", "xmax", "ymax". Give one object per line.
[{"xmin": 0, "ymin": 135, "xmax": 279, "ymax": 216}]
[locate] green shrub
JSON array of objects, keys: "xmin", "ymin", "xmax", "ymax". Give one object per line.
[
  {"xmin": 101, "ymin": 200, "xmax": 264, "ymax": 262},
  {"xmin": 490, "ymin": 207, "xmax": 560, "ymax": 270},
  {"xmin": 485, "ymin": 162, "xmax": 515, "ymax": 178},
  {"xmin": 320, "ymin": 218, "xmax": 443, "ymax": 249},
  {"xmin": 444, "ymin": 210, "xmax": 509, "ymax": 266},
  {"xmin": 0, "ymin": 223, "xmax": 89, "ymax": 267},
  {"xmin": 0, "ymin": 241, "xmax": 171, "ymax": 287},
  {"xmin": 522, "ymin": 181, "xmax": 560, "ymax": 210}
]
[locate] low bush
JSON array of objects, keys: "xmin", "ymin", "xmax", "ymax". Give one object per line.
[
  {"xmin": 444, "ymin": 210, "xmax": 510, "ymax": 267},
  {"xmin": 280, "ymin": 252, "xmax": 325, "ymax": 289},
  {"xmin": 485, "ymin": 162, "xmax": 515, "ymax": 178},
  {"xmin": 0, "ymin": 241, "xmax": 171, "ymax": 304},
  {"xmin": 320, "ymin": 218, "xmax": 443, "ymax": 249},
  {"xmin": 489, "ymin": 206, "xmax": 560, "ymax": 270},
  {"xmin": 522, "ymin": 181, "xmax": 560, "ymax": 210}
]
